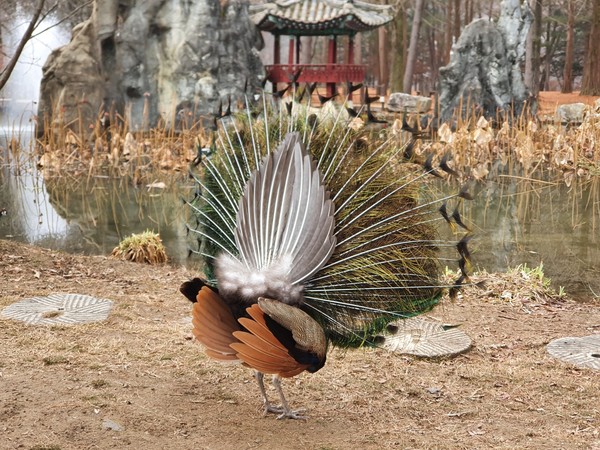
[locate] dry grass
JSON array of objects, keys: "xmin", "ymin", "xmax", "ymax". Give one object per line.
[
  {"xmin": 26, "ymin": 92, "xmax": 599, "ymax": 188},
  {"xmin": 111, "ymin": 230, "xmax": 168, "ymax": 264},
  {"xmin": 1, "ymin": 239, "xmax": 598, "ymax": 449}
]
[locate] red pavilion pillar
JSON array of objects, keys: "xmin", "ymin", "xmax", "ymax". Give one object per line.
[
  {"xmin": 327, "ymin": 35, "xmax": 337, "ymax": 97},
  {"xmin": 272, "ymin": 35, "xmax": 281, "ymax": 91},
  {"xmin": 347, "ymin": 34, "xmax": 355, "ymax": 103},
  {"xmin": 288, "ymin": 36, "xmax": 294, "ymax": 65}
]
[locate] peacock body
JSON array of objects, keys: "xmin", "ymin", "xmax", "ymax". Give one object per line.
[{"xmin": 185, "ymin": 96, "xmax": 471, "ymax": 349}]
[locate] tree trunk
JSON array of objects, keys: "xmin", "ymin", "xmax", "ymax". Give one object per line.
[
  {"xmin": 464, "ymin": 0, "xmax": 472, "ymax": 24},
  {"xmin": 453, "ymin": 0, "xmax": 461, "ymax": 41},
  {"xmin": 355, "ymin": 33, "xmax": 362, "ymax": 67},
  {"xmin": 561, "ymin": 0, "xmax": 574, "ymax": 93},
  {"xmin": 0, "ymin": 0, "xmax": 45, "ymax": 91},
  {"xmin": 403, "ymin": 0, "xmax": 425, "ymax": 94},
  {"xmin": 581, "ymin": 0, "xmax": 600, "ymax": 95},
  {"xmin": 390, "ymin": 2, "xmax": 406, "ymax": 91},
  {"xmin": 445, "ymin": 1, "xmax": 453, "ymax": 64},
  {"xmin": 525, "ymin": 0, "xmax": 542, "ymax": 96},
  {"xmin": 540, "ymin": 13, "xmax": 559, "ymax": 91},
  {"xmin": 427, "ymin": 25, "xmax": 438, "ymax": 93},
  {"xmin": 300, "ymin": 36, "xmax": 313, "ymax": 64},
  {"xmin": 468, "ymin": 0, "xmax": 474, "ymax": 23},
  {"xmin": 378, "ymin": 26, "xmax": 388, "ymax": 94}
]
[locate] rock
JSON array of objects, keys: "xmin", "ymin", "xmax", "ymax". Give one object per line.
[
  {"xmin": 437, "ymin": 0, "xmax": 532, "ymax": 123},
  {"xmin": 556, "ymin": 103, "xmax": 587, "ymax": 123},
  {"xmin": 102, "ymin": 419, "xmax": 123, "ymax": 432},
  {"xmin": 37, "ymin": 19, "xmax": 103, "ymax": 137},
  {"xmin": 386, "ymin": 93, "xmax": 432, "ymax": 113},
  {"xmin": 38, "ymin": 0, "xmax": 264, "ymax": 134}
]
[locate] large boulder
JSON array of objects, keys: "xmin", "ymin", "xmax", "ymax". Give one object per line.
[
  {"xmin": 387, "ymin": 93, "xmax": 432, "ymax": 113},
  {"xmin": 37, "ymin": 20, "xmax": 104, "ymax": 136},
  {"xmin": 37, "ymin": 0, "xmax": 264, "ymax": 135},
  {"xmin": 556, "ymin": 103, "xmax": 587, "ymax": 124},
  {"xmin": 437, "ymin": 0, "xmax": 533, "ymax": 123}
]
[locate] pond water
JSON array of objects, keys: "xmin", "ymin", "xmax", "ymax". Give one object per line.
[
  {"xmin": 1, "ymin": 130, "xmax": 599, "ymax": 300},
  {"xmin": 0, "ymin": 132, "xmax": 194, "ymax": 267}
]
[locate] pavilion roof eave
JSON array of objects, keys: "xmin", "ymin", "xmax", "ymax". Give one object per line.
[
  {"xmin": 258, "ymin": 17, "xmax": 377, "ymax": 36},
  {"xmin": 250, "ymin": 0, "xmax": 395, "ymax": 36}
]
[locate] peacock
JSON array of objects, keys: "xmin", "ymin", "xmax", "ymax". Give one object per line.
[{"xmin": 180, "ymin": 85, "xmax": 474, "ymax": 419}]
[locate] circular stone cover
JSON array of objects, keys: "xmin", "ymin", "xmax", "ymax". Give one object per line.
[
  {"xmin": 1, "ymin": 293, "xmax": 113, "ymax": 326},
  {"xmin": 547, "ymin": 335, "xmax": 600, "ymax": 370},
  {"xmin": 377, "ymin": 317, "xmax": 472, "ymax": 357}
]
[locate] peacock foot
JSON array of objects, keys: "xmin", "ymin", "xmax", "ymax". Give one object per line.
[
  {"xmin": 275, "ymin": 407, "xmax": 306, "ymax": 420},
  {"xmin": 262, "ymin": 402, "xmax": 285, "ymax": 416}
]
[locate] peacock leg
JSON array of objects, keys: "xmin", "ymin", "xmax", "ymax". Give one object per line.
[
  {"xmin": 255, "ymin": 371, "xmax": 284, "ymax": 416},
  {"xmin": 272, "ymin": 375, "xmax": 306, "ymax": 420}
]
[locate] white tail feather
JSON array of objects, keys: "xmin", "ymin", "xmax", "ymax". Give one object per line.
[{"xmin": 216, "ymin": 132, "xmax": 336, "ymax": 305}]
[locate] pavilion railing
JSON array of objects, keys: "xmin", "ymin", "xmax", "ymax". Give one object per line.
[{"xmin": 265, "ymin": 64, "xmax": 366, "ymax": 84}]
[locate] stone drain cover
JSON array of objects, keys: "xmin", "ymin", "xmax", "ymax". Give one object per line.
[
  {"xmin": 547, "ymin": 335, "xmax": 600, "ymax": 370},
  {"xmin": 377, "ymin": 317, "xmax": 472, "ymax": 357},
  {"xmin": 1, "ymin": 293, "xmax": 113, "ymax": 325}
]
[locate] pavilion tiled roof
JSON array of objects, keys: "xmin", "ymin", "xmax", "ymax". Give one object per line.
[{"xmin": 249, "ymin": 0, "xmax": 395, "ymax": 35}]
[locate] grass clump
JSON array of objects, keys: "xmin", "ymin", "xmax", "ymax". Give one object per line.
[
  {"xmin": 111, "ymin": 230, "xmax": 167, "ymax": 264},
  {"xmin": 42, "ymin": 356, "xmax": 69, "ymax": 366}
]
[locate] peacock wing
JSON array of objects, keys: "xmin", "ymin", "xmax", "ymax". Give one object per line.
[
  {"xmin": 231, "ymin": 304, "xmax": 309, "ymax": 378},
  {"xmin": 192, "ymin": 286, "xmax": 240, "ymax": 361},
  {"xmin": 257, "ymin": 298, "xmax": 327, "ymax": 359}
]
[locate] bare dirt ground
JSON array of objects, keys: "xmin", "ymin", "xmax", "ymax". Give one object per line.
[
  {"xmin": 1, "ymin": 238, "xmax": 599, "ymax": 450},
  {"xmin": 537, "ymin": 91, "xmax": 599, "ymax": 115},
  {"xmin": 2, "ymin": 90, "xmax": 600, "ymax": 450}
]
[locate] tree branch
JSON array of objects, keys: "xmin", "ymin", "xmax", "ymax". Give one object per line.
[
  {"xmin": 30, "ymin": 1, "xmax": 93, "ymax": 40},
  {"xmin": 0, "ymin": 0, "xmax": 46, "ymax": 91}
]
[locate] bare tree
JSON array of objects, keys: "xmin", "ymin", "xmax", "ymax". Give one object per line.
[
  {"xmin": 390, "ymin": 1, "xmax": 407, "ymax": 91},
  {"xmin": 524, "ymin": 0, "xmax": 543, "ymax": 96},
  {"xmin": 378, "ymin": 26, "xmax": 389, "ymax": 94},
  {"xmin": 0, "ymin": 0, "xmax": 91, "ymax": 92},
  {"xmin": 561, "ymin": 0, "xmax": 575, "ymax": 93},
  {"xmin": 0, "ymin": 0, "xmax": 46, "ymax": 91},
  {"xmin": 453, "ymin": 0, "xmax": 461, "ymax": 40},
  {"xmin": 581, "ymin": 0, "xmax": 600, "ymax": 95},
  {"xmin": 444, "ymin": 1, "xmax": 453, "ymax": 63},
  {"xmin": 403, "ymin": 0, "xmax": 425, "ymax": 93}
]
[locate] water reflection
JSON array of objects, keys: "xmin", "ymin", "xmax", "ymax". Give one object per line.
[
  {"xmin": 1, "ymin": 146, "xmax": 598, "ymax": 298},
  {"xmin": 471, "ymin": 176, "xmax": 599, "ymax": 298},
  {"xmin": 0, "ymin": 139, "xmax": 194, "ymax": 266}
]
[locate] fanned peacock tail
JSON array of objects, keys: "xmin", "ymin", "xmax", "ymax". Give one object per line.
[{"xmin": 185, "ymin": 89, "xmax": 473, "ymax": 348}]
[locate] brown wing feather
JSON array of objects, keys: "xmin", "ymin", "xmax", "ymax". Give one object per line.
[
  {"xmin": 230, "ymin": 340, "xmax": 297, "ymax": 370},
  {"xmin": 230, "ymin": 342, "xmax": 306, "ymax": 374},
  {"xmin": 233, "ymin": 330, "xmax": 295, "ymax": 361},
  {"xmin": 278, "ymin": 366, "xmax": 308, "ymax": 378},
  {"xmin": 245, "ymin": 303, "xmax": 270, "ymax": 327},
  {"xmin": 201, "ymin": 286, "xmax": 240, "ymax": 330},
  {"xmin": 231, "ymin": 305, "xmax": 309, "ymax": 377},
  {"xmin": 193, "ymin": 307, "xmax": 237, "ymax": 340},
  {"xmin": 192, "ymin": 287, "xmax": 240, "ymax": 361},
  {"xmin": 237, "ymin": 318, "xmax": 289, "ymax": 354}
]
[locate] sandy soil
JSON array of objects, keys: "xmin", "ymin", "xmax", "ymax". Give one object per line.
[{"xmin": 1, "ymin": 239, "xmax": 599, "ymax": 450}]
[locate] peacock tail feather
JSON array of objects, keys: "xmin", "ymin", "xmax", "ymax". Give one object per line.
[{"xmin": 185, "ymin": 92, "xmax": 472, "ymax": 348}]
